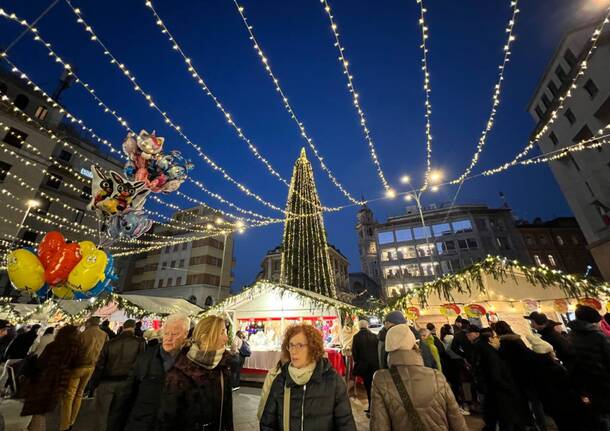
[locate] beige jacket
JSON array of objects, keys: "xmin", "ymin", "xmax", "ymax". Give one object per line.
[
  {"xmin": 370, "ymin": 350, "xmax": 467, "ymax": 431},
  {"xmin": 257, "ymin": 364, "xmax": 282, "ymax": 420},
  {"xmin": 77, "ymin": 326, "xmax": 108, "ymax": 367}
]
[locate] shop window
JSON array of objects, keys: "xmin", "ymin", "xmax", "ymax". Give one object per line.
[{"xmin": 14, "ymin": 94, "xmax": 29, "ymax": 110}]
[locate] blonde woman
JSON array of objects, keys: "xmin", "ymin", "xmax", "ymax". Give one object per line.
[{"xmin": 157, "ymin": 315, "xmax": 233, "ymax": 431}]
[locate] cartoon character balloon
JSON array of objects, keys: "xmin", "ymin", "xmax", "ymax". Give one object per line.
[
  {"xmin": 107, "ymin": 210, "xmax": 153, "ymax": 240},
  {"xmin": 68, "ymin": 248, "xmax": 108, "ymax": 292},
  {"xmin": 89, "ymin": 166, "xmax": 149, "ymax": 217},
  {"xmin": 7, "ymin": 249, "xmax": 46, "ymax": 293}
]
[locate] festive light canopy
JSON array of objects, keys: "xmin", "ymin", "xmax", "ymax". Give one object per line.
[{"xmin": 281, "ymin": 149, "xmax": 336, "ymax": 298}]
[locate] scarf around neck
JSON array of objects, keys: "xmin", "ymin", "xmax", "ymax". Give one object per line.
[
  {"xmin": 186, "ymin": 343, "xmax": 225, "ymax": 369},
  {"xmin": 288, "ymin": 361, "xmax": 317, "ymax": 386}
]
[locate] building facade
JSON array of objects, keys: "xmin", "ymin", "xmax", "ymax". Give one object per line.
[
  {"xmin": 347, "ymin": 272, "xmax": 382, "ymax": 308},
  {"xmin": 526, "ymin": 19, "xmax": 610, "ymax": 280},
  {"xmin": 517, "ymin": 217, "xmax": 600, "ymax": 277},
  {"xmin": 0, "ymin": 68, "xmax": 123, "ymax": 293},
  {"xmin": 257, "ymin": 243, "xmax": 349, "ymax": 293},
  {"xmin": 358, "ymin": 204, "xmax": 530, "ymax": 298},
  {"xmin": 117, "ymin": 205, "xmax": 235, "ymax": 307}
]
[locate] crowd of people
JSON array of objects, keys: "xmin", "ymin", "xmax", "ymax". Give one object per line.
[{"xmin": 0, "ymin": 303, "xmax": 608, "ymax": 431}]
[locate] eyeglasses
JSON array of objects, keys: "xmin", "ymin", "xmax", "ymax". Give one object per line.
[{"xmin": 288, "ymin": 343, "xmax": 308, "ymax": 352}]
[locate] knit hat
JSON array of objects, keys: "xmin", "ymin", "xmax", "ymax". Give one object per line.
[
  {"xmin": 575, "ymin": 305, "xmax": 601, "ymax": 323},
  {"xmin": 358, "ymin": 320, "xmax": 369, "ymax": 329},
  {"xmin": 385, "ymin": 324, "xmax": 417, "ymax": 352},
  {"xmin": 526, "ymin": 334, "xmax": 553, "ymax": 354},
  {"xmin": 384, "ymin": 310, "xmax": 407, "ymax": 325}
]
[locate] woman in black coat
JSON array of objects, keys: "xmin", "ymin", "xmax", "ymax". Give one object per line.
[
  {"xmin": 157, "ymin": 316, "xmax": 233, "ymax": 431},
  {"xmin": 260, "ymin": 323, "xmax": 356, "ymax": 431}
]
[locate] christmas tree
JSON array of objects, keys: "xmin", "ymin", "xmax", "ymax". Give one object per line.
[{"xmin": 280, "ymin": 148, "xmax": 336, "ymax": 298}]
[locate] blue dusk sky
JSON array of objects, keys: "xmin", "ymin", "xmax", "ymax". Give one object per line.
[{"xmin": 1, "ymin": 0, "xmax": 605, "ymax": 289}]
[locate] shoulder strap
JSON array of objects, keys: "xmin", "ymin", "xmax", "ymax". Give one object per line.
[
  {"xmin": 283, "ymin": 385, "xmax": 291, "ymax": 431},
  {"xmin": 389, "ymin": 366, "xmax": 427, "ymax": 431},
  {"xmin": 219, "ymin": 372, "xmax": 224, "ymax": 431}
]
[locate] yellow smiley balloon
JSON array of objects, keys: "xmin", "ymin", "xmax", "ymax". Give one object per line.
[
  {"xmin": 52, "ymin": 285, "xmax": 74, "ymax": 299},
  {"xmin": 78, "ymin": 241, "xmax": 97, "ymax": 255},
  {"xmin": 7, "ymin": 249, "xmax": 45, "ymax": 293},
  {"xmin": 68, "ymin": 250, "xmax": 108, "ymax": 292}
]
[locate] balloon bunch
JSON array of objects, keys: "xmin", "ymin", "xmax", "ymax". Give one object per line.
[
  {"xmin": 89, "ymin": 165, "xmax": 153, "ymax": 241},
  {"xmin": 123, "ymin": 130, "xmax": 193, "ymax": 194},
  {"xmin": 6, "ymin": 231, "xmax": 115, "ymax": 299}
]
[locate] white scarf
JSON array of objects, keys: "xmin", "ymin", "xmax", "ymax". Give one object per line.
[{"xmin": 288, "ymin": 361, "xmax": 316, "ymax": 386}]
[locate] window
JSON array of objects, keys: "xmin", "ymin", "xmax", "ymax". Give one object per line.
[
  {"xmin": 432, "ymin": 223, "xmax": 452, "ymax": 237},
  {"xmin": 58, "ymin": 150, "xmax": 72, "ymax": 163},
  {"xmin": 420, "ymin": 262, "xmax": 439, "ymax": 277},
  {"xmin": 80, "ymin": 185, "xmax": 91, "ymax": 200},
  {"xmin": 556, "ymin": 235, "xmax": 564, "ymax": 246},
  {"xmin": 541, "ymin": 94, "xmax": 551, "ymax": 109},
  {"xmin": 436, "ymin": 241, "xmax": 456, "ymax": 255},
  {"xmin": 397, "ymin": 245, "xmax": 417, "ymax": 259},
  {"xmin": 413, "ymin": 226, "xmax": 431, "ymax": 240},
  {"xmin": 555, "ymin": 65, "xmax": 567, "ymax": 83},
  {"xmin": 170, "ymin": 260, "xmax": 176, "ymax": 268},
  {"xmin": 572, "ymin": 124, "xmax": 593, "ymax": 145},
  {"xmin": 475, "ymin": 219, "xmax": 488, "ymax": 231},
  {"xmin": 179, "ymin": 259, "xmax": 185, "ymax": 268},
  {"xmin": 22, "ymin": 231, "xmax": 37, "ymax": 243},
  {"xmin": 534, "ymin": 105, "xmax": 544, "ymax": 120},
  {"xmin": 452, "ymin": 219, "xmax": 473, "ymax": 233},
  {"xmin": 3, "ymin": 127, "xmax": 27, "ymax": 148},
  {"xmin": 395, "ymin": 228, "xmax": 412, "ymax": 242},
  {"xmin": 416, "ymin": 243, "xmax": 435, "ymax": 257},
  {"xmin": 165, "ymin": 246, "xmax": 170, "ymax": 253},
  {"xmin": 34, "ymin": 105, "xmax": 48, "ymax": 120},
  {"xmin": 563, "ymin": 48, "xmax": 577, "ymax": 68},
  {"xmin": 158, "ymin": 279, "xmax": 164, "ymax": 289},
  {"xmin": 567, "ymin": 153, "xmax": 580, "ymax": 171},
  {"xmin": 378, "ymin": 231, "xmax": 394, "ymax": 244},
  {"xmin": 167, "ymin": 278, "xmax": 173, "ymax": 287},
  {"xmin": 381, "ymin": 248, "xmax": 398, "ymax": 262},
  {"xmin": 440, "ymin": 260, "xmax": 458, "ymax": 275},
  {"xmin": 549, "ymin": 131, "xmax": 558, "ymax": 146},
  {"xmin": 564, "ymin": 108, "xmax": 576, "ymax": 125},
  {"xmin": 584, "ymin": 79, "xmax": 598, "ymax": 98},
  {"xmin": 182, "ymin": 242, "xmax": 188, "ymax": 250},
  {"xmin": 547, "ymin": 80, "xmax": 559, "ymax": 97},
  {"xmin": 173, "ymin": 244, "xmax": 179, "ymax": 252},
  {"xmin": 0, "ymin": 161, "xmax": 11, "ymax": 181},
  {"xmin": 161, "ymin": 261, "xmax": 167, "ymax": 270},
  {"xmin": 176, "ymin": 276, "xmax": 182, "ymax": 285},
  {"xmin": 495, "ymin": 236, "xmax": 510, "ymax": 250},
  {"xmin": 538, "ymin": 236, "xmax": 549, "ymax": 246},
  {"xmin": 74, "ymin": 209, "xmax": 84, "ymax": 223},
  {"xmin": 467, "ymin": 238, "xmax": 478, "ymax": 249},
  {"xmin": 525, "ymin": 236, "xmax": 536, "ymax": 246},
  {"xmin": 403, "ymin": 263, "xmax": 420, "ymax": 277},
  {"xmin": 594, "ymin": 96, "xmax": 610, "ymax": 124},
  {"xmin": 45, "ymin": 175, "xmax": 63, "ymax": 189},
  {"xmin": 548, "ymin": 255, "xmax": 557, "ymax": 267},
  {"xmin": 14, "ymin": 94, "xmax": 29, "ymax": 110}
]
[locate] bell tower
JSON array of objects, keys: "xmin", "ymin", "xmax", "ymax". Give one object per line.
[{"xmin": 356, "ymin": 203, "xmax": 380, "ymax": 284}]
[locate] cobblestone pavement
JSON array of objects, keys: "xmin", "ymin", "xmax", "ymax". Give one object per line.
[{"xmin": 1, "ymin": 386, "xmax": 488, "ymax": 431}]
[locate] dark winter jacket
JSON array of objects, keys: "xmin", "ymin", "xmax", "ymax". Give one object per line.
[
  {"xmin": 450, "ymin": 330, "xmax": 473, "ymax": 364},
  {"xmin": 497, "ymin": 334, "xmax": 538, "ymax": 391},
  {"xmin": 539, "ymin": 324, "xmax": 571, "ymax": 364},
  {"xmin": 260, "ymin": 358, "xmax": 356, "ymax": 431},
  {"xmin": 352, "ymin": 328, "xmax": 379, "ymax": 376},
  {"xmin": 157, "ymin": 348, "xmax": 233, "ymax": 431},
  {"xmin": 20, "ymin": 338, "xmax": 81, "ymax": 416},
  {"xmin": 472, "ymin": 339, "xmax": 530, "ymax": 426},
  {"xmin": 107, "ymin": 345, "xmax": 168, "ymax": 431},
  {"xmin": 6, "ymin": 329, "xmax": 38, "ymax": 359},
  {"xmin": 567, "ymin": 319, "xmax": 610, "ymax": 414},
  {"xmin": 92, "ymin": 331, "xmax": 145, "ymax": 388},
  {"xmin": 378, "ymin": 326, "xmax": 389, "ymax": 369}
]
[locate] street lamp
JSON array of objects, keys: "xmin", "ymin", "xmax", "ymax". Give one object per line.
[
  {"xmin": 385, "ymin": 189, "xmax": 396, "ymax": 199},
  {"xmin": 12, "ymin": 199, "xmax": 39, "ymax": 248},
  {"xmin": 400, "ymin": 175, "xmax": 411, "ymax": 184},
  {"xmin": 429, "ymin": 170, "xmax": 443, "ymax": 183}
]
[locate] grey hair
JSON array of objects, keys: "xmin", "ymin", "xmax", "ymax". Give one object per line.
[{"xmin": 163, "ymin": 313, "xmax": 191, "ymax": 333}]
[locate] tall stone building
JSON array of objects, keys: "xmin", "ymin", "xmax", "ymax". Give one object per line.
[
  {"xmin": 526, "ymin": 17, "xmax": 610, "ymax": 280},
  {"xmin": 280, "ymin": 148, "xmax": 336, "ymax": 298}
]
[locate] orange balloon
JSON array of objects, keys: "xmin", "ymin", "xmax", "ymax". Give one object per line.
[
  {"xmin": 38, "ymin": 231, "xmax": 65, "ymax": 269},
  {"xmin": 45, "ymin": 242, "xmax": 82, "ymax": 286}
]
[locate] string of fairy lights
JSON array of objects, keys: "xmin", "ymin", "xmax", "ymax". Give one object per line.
[
  {"xmin": 319, "ymin": 0, "xmax": 391, "ymax": 193},
  {"xmin": 414, "ymin": 0, "xmax": 434, "ymax": 192},
  {"xmin": 232, "ymin": 1, "xmax": 363, "ymax": 206}
]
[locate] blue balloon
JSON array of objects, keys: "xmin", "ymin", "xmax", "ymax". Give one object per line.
[{"xmin": 33, "ymin": 283, "xmax": 50, "ymax": 299}]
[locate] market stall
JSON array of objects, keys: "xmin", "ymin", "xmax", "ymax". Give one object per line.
[
  {"xmin": 384, "ymin": 255, "xmax": 610, "ymax": 341},
  {"xmin": 202, "ymin": 281, "xmax": 362, "ymax": 375}
]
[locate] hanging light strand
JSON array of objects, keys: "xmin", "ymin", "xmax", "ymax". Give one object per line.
[
  {"xmin": 319, "ymin": 0, "xmax": 391, "ymax": 192},
  {"xmin": 232, "ymin": 1, "xmax": 363, "ymax": 205},
  {"xmin": 450, "ymin": 0, "xmax": 520, "ymax": 185}
]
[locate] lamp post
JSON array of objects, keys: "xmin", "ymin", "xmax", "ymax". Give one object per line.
[{"xmin": 13, "ymin": 199, "xmax": 40, "ymax": 247}]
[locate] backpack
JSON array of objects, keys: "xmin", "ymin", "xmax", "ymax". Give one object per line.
[{"xmin": 239, "ymin": 340, "xmax": 251, "ymax": 357}]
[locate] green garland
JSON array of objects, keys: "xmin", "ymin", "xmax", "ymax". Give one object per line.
[{"xmin": 384, "ymin": 255, "xmax": 610, "ymax": 313}]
